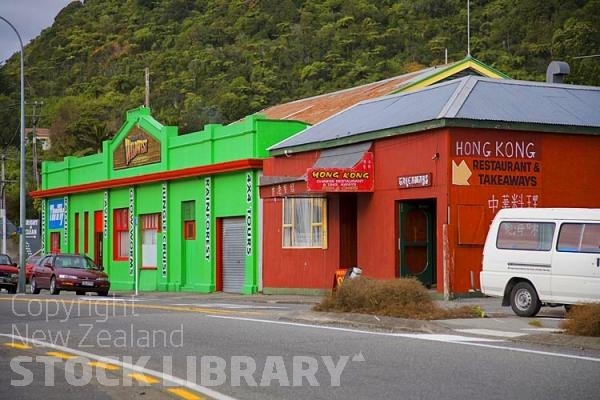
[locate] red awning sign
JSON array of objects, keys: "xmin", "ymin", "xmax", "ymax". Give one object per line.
[{"xmin": 307, "ymin": 152, "xmax": 374, "ymax": 192}]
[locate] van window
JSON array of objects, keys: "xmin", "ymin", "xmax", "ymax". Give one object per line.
[
  {"xmin": 557, "ymin": 223, "xmax": 600, "ymax": 253},
  {"xmin": 496, "ymin": 222, "xmax": 555, "ymax": 251}
]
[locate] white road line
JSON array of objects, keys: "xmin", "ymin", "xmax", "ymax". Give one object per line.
[
  {"xmin": 207, "ymin": 315, "xmax": 600, "ymax": 363},
  {"xmin": 0, "ymin": 333, "xmax": 239, "ymax": 400},
  {"xmin": 454, "ymin": 329, "xmax": 527, "ymax": 338},
  {"xmin": 171, "ymin": 303, "xmax": 287, "ymax": 309},
  {"xmin": 521, "ymin": 327, "xmax": 565, "ymax": 333},
  {"xmin": 207, "ymin": 315, "xmax": 504, "ymax": 342}
]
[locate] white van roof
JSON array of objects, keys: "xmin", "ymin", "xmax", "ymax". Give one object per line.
[{"xmin": 495, "ymin": 207, "xmax": 600, "ymax": 221}]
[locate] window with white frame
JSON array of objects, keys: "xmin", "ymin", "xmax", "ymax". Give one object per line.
[
  {"xmin": 282, "ymin": 197, "xmax": 327, "ymax": 248},
  {"xmin": 140, "ymin": 213, "xmax": 161, "ymax": 269}
]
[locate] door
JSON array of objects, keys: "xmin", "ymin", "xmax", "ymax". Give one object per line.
[
  {"xmin": 553, "ymin": 222, "xmax": 600, "ymax": 303},
  {"xmin": 339, "ymin": 194, "xmax": 357, "ymax": 268},
  {"xmin": 221, "ymin": 217, "xmax": 245, "ymax": 293},
  {"xmin": 399, "ymin": 201, "xmax": 436, "ymax": 288},
  {"xmin": 36, "ymin": 255, "xmax": 53, "ymax": 288},
  {"xmin": 94, "ymin": 211, "xmax": 103, "ymax": 267}
]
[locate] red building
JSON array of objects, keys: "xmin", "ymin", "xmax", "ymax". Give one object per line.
[{"xmin": 259, "ymin": 76, "xmax": 600, "ymax": 296}]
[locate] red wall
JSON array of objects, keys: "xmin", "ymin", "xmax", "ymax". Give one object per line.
[
  {"xmin": 262, "ymin": 195, "xmax": 342, "ymax": 289},
  {"xmin": 356, "ymin": 130, "xmax": 449, "ymax": 281},
  {"xmin": 448, "ymin": 128, "xmax": 600, "ymax": 293},
  {"xmin": 261, "ymin": 127, "xmax": 600, "ymax": 294}
]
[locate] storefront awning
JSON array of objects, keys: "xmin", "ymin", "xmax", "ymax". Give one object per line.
[
  {"xmin": 312, "ymin": 142, "xmax": 372, "ymax": 168},
  {"xmin": 307, "ymin": 142, "xmax": 374, "ymax": 192}
]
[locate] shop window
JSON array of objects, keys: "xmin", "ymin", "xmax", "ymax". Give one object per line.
[
  {"xmin": 50, "ymin": 232, "xmax": 61, "ymax": 253},
  {"xmin": 113, "ymin": 208, "xmax": 129, "ymax": 260},
  {"xmin": 182, "ymin": 201, "xmax": 195, "ymax": 240},
  {"xmin": 282, "ymin": 197, "xmax": 327, "ymax": 248},
  {"xmin": 74, "ymin": 213, "xmax": 80, "ymax": 253},
  {"xmin": 141, "ymin": 213, "xmax": 161, "ymax": 269}
]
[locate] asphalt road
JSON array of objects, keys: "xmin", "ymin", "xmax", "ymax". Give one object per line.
[{"xmin": 1, "ymin": 292, "xmax": 599, "ymax": 400}]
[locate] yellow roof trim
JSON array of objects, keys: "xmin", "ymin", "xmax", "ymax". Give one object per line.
[{"xmin": 403, "ymin": 59, "xmax": 506, "ymax": 92}]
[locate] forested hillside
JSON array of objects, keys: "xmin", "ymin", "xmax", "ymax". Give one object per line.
[{"xmin": 0, "ymin": 0, "xmax": 598, "ymax": 216}]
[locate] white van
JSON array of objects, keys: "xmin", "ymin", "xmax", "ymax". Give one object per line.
[{"xmin": 480, "ymin": 208, "xmax": 600, "ymax": 317}]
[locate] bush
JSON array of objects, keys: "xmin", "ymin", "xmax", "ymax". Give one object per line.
[
  {"xmin": 314, "ymin": 277, "xmax": 478, "ymax": 320},
  {"xmin": 560, "ymin": 304, "xmax": 600, "ymax": 337}
]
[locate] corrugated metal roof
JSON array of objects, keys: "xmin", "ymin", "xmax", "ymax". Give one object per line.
[
  {"xmin": 270, "ymin": 76, "xmax": 600, "ymax": 152},
  {"xmin": 313, "ymin": 142, "xmax": 372, "ymax": 168}
]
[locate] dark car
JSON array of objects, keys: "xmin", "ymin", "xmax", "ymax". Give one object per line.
[
  {"xmin": 25, "ymin": 255, "xmax": 42, "ymax": 284},
  {"xmin": 0, "ymin": 254, "xmax": 18, "ymax": 294},
  {"xmin": 30, "ymin": 253, "xmax": 110, "ymax": 296}
]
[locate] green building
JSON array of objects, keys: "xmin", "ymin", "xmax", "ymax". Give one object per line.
[{"xmin": 32, "ymin": 107, "xmax": 307, "ymax": 293}]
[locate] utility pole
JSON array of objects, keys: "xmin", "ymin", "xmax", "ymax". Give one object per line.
[
  {"xmin": 145, "ymin": 67, "xmax": 150, "ymax": 108},
  {"xmin": 27, "ymin": 100, "xmax": 43, "ymax": 189},
  {"xmin": 1, "ymin": 154, "xmax": 6, "ymax": 254}
]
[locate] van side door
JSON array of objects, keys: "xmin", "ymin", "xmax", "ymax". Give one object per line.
[
  {"xmin": 493, "ymin": 220, "xmax": 555, "ymax": 301},
  {"xmin": 553, "ymin": 222, "xmax": 600, "ymax": 303}
]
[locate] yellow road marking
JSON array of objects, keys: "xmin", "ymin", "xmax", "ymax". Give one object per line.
[
  {"xmin": 46, "ymin": 351, "xmax": 77, "ymax": 360},
  {"xmin": 0, "ymin": 297, "xmax": 262, "ymax": 316},
  {"xmin": 88, "ymin": 361, "xmax": 120, "ymax": 371},
  {"xmin": 128, "ymin": 372, "xmax": 160, "ymax": 384},
  {"xmin": 168, "ymin": 387, "xmax": 205, "ymax": 400},
  {"xmin": 4, "ymin": 342, "xmax": 32, "ymax": 350}
]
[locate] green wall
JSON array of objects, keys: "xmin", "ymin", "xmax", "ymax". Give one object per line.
[{"xmin": 39, "ymin": 107, "xmax": 307, "ymax": 293}]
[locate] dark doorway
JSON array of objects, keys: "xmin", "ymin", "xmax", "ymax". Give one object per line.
[
  {"xmin": 398, "ymin": 199, "xmax": 436, "ymax": 287},
  {"xmin": 339, "ymin": 194, "xmax": 358, "ymax": 268}
]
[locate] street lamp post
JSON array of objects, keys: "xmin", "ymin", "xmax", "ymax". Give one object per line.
[{"xmin": 0, "ymin": 15, "xmax": 27, "ymax": 293}]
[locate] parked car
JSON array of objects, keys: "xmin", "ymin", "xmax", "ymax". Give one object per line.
[
  {"xmin": 30, "ymin": 253, "xmax": 110, "ymax": 296},
  {"xmin": 25, "ymin": 255, "xmax": 42, "ymax": 284},
  {"xmin": 480, "ymin": 208, "xmax": 600, "ymax": 317},
  {"xmin": 0, "ymin": 253, "xmax": 18, "ymax": 294}
]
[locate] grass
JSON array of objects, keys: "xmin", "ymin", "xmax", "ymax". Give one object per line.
[
  {"xmin": 528, "ymin": 320, "xmax": 543, "ymax": 328},
  {"xmin": 560, "ymin": 304, "xmax": 600, "ymax": 337},
  {"xmin": 313, "ymin": 277, "xmax": 481, "ymax": 320}
]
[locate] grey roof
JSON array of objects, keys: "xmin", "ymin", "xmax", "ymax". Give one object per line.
[
  {"xmin": 270, "ymin": 76, "xmax": 600, "ymax": 153},
  {"xmin": 312, "ymin": 142, "xmax": 372, "ymax": 168}
]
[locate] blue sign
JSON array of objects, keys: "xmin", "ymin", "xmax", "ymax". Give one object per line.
[{"xmin": 48, "ymin": 199, "xmax": 65, "ymax": 229}]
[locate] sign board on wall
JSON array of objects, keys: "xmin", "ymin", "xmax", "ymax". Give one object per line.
[
  {"xmin": 113, "ymin": 126, "xmax": 161, "ymax": 170},
  {"xmin": 398, "ymin": 173, "xmax": 432, "ymax": 189},
  {"xmin": 451, "ymin": 134, "xmax": 542, "ymax": 188},
  {"xmin": 48, "ymin": 198, "xmax": 65, "ymax": 229},
  {"xmin": 307, "ymin": 152, "xmax": 374, "ymax": 192},
  {"xmin": 451, "ymin": 133, "xmax": 543, "ymax": 214}
]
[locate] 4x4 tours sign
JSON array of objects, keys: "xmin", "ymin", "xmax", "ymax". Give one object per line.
[
  {"xmin": 307, "ymin": 152, "xmax": 374, "ymax": 192},
  {"xmin": 113, "ymin": 126, "xmax": 161, "ymax": 170}
]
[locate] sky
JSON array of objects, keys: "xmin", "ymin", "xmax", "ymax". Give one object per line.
[{"xmin": 0, "ymin": 0, "xmax": 75, "ymax": 64}]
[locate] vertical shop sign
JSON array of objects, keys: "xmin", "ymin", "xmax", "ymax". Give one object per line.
[
  {"xmin": 246, "ymin": 173, "xmax": 252, "ymax": 256},
  {"xmin": 63, "ymin": 197, "xmax": 68, "ymax": 247},
  {"xmin": 41, "ymin": 200, "xmax": 46, "ymax": 253},
  {"xmin": 103, "ymin": 191, "xmax": 109, "ymax": 239},
  {"xmin": 129, "ymin": 188, "xmax": 135, "ymax": 276},
  {"xmin": 161, "ymin": 183, "xmax": 168, "ymax": 277},
  {"xmin": 204, "ymin": 177, "xmax": 211, "ymax": 261}
]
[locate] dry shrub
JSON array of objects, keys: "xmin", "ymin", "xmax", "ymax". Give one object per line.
[
  {"xmin": 560, "ymin": 304, "xmax": 600, "ymax": 337},
  {"xmin": 314, "ymin": 277, "xmax": 479, "ymax": 320}
]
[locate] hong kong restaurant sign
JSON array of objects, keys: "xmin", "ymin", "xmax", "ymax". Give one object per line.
[
  {"xmin": 307, "ymin": 152, "xmax": 374, "ymax": 192},
  {"xmin": 113, "ymin": 126, "xmax": 161, "ymax": 170}
]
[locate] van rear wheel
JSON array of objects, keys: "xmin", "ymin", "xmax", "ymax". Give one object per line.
[{"xmin": 510, "ymin": 282, "xmax": 541, "ymax": 317}]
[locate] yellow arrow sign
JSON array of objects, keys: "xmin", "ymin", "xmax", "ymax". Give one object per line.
[{"xmin": 452, "ymin": 160, "xmax": 472, "ymax": 185}]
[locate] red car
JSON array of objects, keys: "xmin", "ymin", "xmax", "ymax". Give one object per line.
[
  {"xmin": 25, "ymin": 255, "xmax": 42, "ymax": 284},
  {"xmin": 30, "ymin": 253, "xmax": 110, "ymax": 296},
  {"xmin": 0, "ymin": 253, "xmax": 18, "ymax": 294}
]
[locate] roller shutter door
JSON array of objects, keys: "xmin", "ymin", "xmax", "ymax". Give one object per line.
[{"xmin": 222, "ymin": 217, "xmax": 245, "ymax": 293}]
